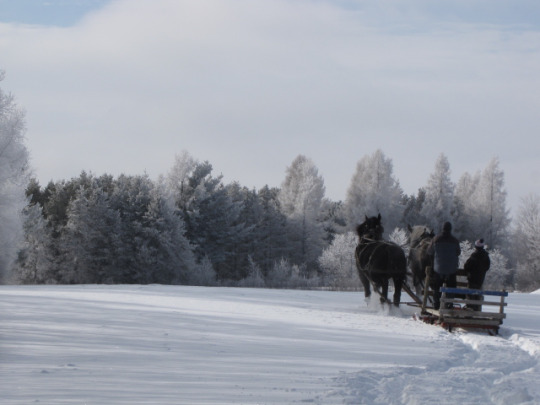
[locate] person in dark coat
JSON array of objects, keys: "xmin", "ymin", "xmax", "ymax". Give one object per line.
[
  {"xmin": 427, "ymin": 221, "xmax": 461, "ymax": 310},
  {"xmin": 464, "ymin": 238, "xmax": 491, "ymax": 311}
]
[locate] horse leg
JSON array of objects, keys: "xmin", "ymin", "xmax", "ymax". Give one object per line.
[
  {"xmin": 409, "ymin": 256, "xmax": 420, "ymax": 296},
  {"xmin": 393, "ymin": 276, "xmax": 403, "ymax": 307},
  {"xmin": 359, "ymin": 270, "xmax": 371, "ymax": 298},
  {"xmin": 379, "ymin": 278, "xmax": 389, "ymax": 304},
  {"xmin": 413, "ymin": 272, "xmax": 423, "ymax": 297}
]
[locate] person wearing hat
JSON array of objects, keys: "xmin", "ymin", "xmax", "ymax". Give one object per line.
[
  {"xmin": 464, "ymin": 238, "xmax": 491, "ymax": 311},
  {"xmin": 427, "ymin": 221, "xmax": 461, "ymax": 310}
]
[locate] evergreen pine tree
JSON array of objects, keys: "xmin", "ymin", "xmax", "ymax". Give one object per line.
[
  {"xmin": 13, "ymin": 203, "xmax": 54, "ymax": 283},
  {"xmin": 138, "ymin": 183, "xmax": 196, "ymax": 284},
  {"xmin": 61, "ymin": 180, "xmax": 123, "ymax": 283}
]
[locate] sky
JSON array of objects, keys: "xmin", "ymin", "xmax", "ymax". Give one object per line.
[
  {"xmin": 1, "ymin": 0, "xmax": 539, "ymax": 214},
  {"xmin": 2, "ymin": 284, "xmax": 540, "ymax": 403}
]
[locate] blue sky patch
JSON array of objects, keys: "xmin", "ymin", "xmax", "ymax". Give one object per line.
[{"xmin": 0, "ymin": 0, "xmax": 110, "ymax": 27}]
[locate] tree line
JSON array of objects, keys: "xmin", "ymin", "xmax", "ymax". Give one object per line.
[
  {"xmin": 8, "ymin": 151, "xmax": 534, "ymax": 291},
  {"xmin": 1, "ymin": 71, "xmax": 539, "ymax": 291},
  {"xmin": 13, "ymin": 155, "xmax": 329, "ymax": 287}
]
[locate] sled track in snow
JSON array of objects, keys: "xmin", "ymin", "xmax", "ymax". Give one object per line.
[{"xmin": 317, "ymin": 327, "xmax": 540, "ymax": 405}]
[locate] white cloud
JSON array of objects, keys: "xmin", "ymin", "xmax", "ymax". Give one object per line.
[{"xmin": 1, "ymin": 0, "xmax": 539, "ymax": 212}]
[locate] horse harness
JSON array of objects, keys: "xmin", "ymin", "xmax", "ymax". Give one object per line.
[{"xmin": 357, "ymin": 237, "xmax": 393, "ymax": 271}]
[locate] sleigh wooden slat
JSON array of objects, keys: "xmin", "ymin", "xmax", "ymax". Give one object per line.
[
  {"xmin": 438, "ymin": 287, "xmax": 507, "ymax": 333},
  {"xmin": 439, "ymin": 306, "xmax": 507, "ymax": 319},
  {"xmin": 418, "ymin": 267, "xmax": 509, "ymax": 334}
]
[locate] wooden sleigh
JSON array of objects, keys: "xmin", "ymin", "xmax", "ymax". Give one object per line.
[{"xmin": 415, "ymin": 267, "xmax": 508, "ymax": 335}]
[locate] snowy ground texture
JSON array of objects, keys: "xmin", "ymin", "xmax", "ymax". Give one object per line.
[{"xmin": 2, "ymin": 285, "xmax": 540, "ymax": 405}]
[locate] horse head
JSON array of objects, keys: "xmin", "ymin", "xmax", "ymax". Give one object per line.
[
  {"xmin": 357, "ymin": 214, "xmax": 384, "ymax": 241},
  {"xmin": 408, "ymin": 225, "xmax": 434, "ymax": 248}
]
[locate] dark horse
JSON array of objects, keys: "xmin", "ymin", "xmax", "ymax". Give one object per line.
[
  {"xmin": 407, "ymin": 225, "xmax": 434, "ymax": 296},
  {"xmin": 355, "ymin": 214, "xmax": 407, "ymax": 306}
]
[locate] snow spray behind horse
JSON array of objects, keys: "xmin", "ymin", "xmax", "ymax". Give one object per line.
[
  {"xmin": 355, "ymin": 214, "xmax": 407, "ymax": 306},
  {"xmin": 407, "ymin": 225, "xmax": 434, "ymax": 295}
]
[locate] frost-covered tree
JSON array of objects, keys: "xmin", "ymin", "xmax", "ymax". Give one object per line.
[
  {"xmin": 513, "ymin": 194, "xmax": 540, "ymax": 291},
  {"xmin": 265, "ymin": 258, "xmax": 319, "ymax": 289},
  {"xmin": 420, "ymin": 154, "xmax": 454, "ymax": 232},
  {"xmin": 403, "ymin": 188, "xmax": 428, "ymax": 228},
  {"xmin": 13, "ymin": 203, "xmax": 54, "ymax": 284},
  {"xmin": 17, "ymin": 176, "xmax": 87, "ymax": 282},
  {"xmin": 459, "ymin": 240, "xmax": 475, "ymax": 269},
  {"xmin": 320, "ymin": 199, "xmax": 347, "ymax": 244},
  {"xmin": 483, "ymin": 249, "xmax": 511, "ymax": 290},
  {"xmin": 278, "ymin": 155, "xmax": 327, "ymax": 269},
  {"xmin": 60, "ymin": 183, "xmax": 123, "ymax": 284},
  {"xmin": 107, "ymin": 174, "xmax": 154, "ymax": 282},
  {"xmin": 389, "ymin": 228, "xmax": 409, "ymax": 251},
  {"xmin": 266, "ymin": 258, "xmax": 296, "ymax": 288},
  {"xmin": 224, "ymin": 183, "xmax": 295, "ymax": 280},
  {"xmin": 221, "ymin": 182, "xmax": 261, "ymax": 278},
  {"xmin": 344, "ymin": 150, "xmax": 404, "ymax": 235},
  {"xmin": 318, "ymin": 232, "xmax": 359, "ymax": 290},
  {"xmin": 165, "ymin": 150, "xmax": 197, "ymax": 207},
  {"xmin": 252, "ymin": 186, "xmax": 289, "ymax": 274},
  {"xmin": 15, "ymin": 172, "xmax": 201, "ymax": 285},
  {"xmin": 238, "ymin": 256, "xmax": 266, "ymax": 288},
  {"xmin": 454, "ymin": 158, "xmax": 510, "ymax": 248},
  {"xmin": 453, "ymin": 171, "xmax": 479, "ymax": 239},
  {"xmin": 187, "ymin": 255, "xmax": 218, "ymax": 286},
  {"xmin": 0, "ymin": 71, "xmax": 30, "ymax": 282},
  {"xmin": 168, "ymin": 159, "xmax": 247, "ymax": 280},
  {"xmin": 472, "ymin": 158, "xmax": 510, "ymax": 248},
  {"xmin": 136, "ymin": 183, "xmax": 197, "ymax": 284}
]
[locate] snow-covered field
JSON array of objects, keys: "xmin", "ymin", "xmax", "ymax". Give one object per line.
[{"xmin": 2, "ymin": 285, "xmax": 540, "ymax": 404}]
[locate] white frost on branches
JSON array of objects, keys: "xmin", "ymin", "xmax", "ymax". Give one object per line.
[{"xmin": 0, "ymin": 71, "xmax": 29, "ymax": 282}]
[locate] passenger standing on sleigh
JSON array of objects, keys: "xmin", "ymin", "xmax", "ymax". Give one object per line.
[
  {"xmin": 427, "ymin": 221, "xmax": 461, "ymax": 310},
  {"xmin": 464, "ymin": 239, "xmax": 491, "ymax": 311}
]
